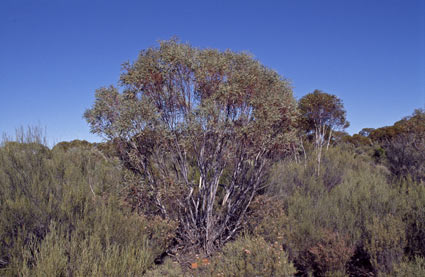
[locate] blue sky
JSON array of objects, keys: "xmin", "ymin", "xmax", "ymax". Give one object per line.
[{"xmin": 1, "ymin": 0, "xmax": 424, "ymax": 144}]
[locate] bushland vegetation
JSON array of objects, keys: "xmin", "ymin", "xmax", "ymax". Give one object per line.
[{"xmin": 1, "ymin": 40, "xmax": 424, "ymax": 276}]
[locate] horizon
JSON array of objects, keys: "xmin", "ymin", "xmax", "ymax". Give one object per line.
[{"xmin": 1, "ymin": 0, "xmax": 424, "ymax": 145}]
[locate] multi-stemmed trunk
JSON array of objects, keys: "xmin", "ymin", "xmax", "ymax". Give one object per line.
[{"xmin": 84, "ymin": 39, "xmax": 298, "ymax": 254}]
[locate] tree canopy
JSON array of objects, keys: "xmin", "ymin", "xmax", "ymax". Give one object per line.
[
  {"xmin": 298, "ymin": 89, "xmax": 349, "ymax": 138},
  {"xmin": 297, "ymin": 89, "xmax": 349, "ymax": 175},
  {"xmin": 84, "ymin": 39, "xmax": 298, "ymax": 253}
]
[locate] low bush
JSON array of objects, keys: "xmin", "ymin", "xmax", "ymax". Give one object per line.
[
  {"xmin": 207, "ymin": 235, "xmax": 296, "ymax": 277},
  {"xmin": 266, "ymin": 145, "xmax": 411, "ymax": 276},
  {"xmin": 144, "ymin": 258, "xmax": 184, "ymax": 277},
  {"xmin": 2, "ymin": 128, "xmax": 424, "ymax": 276},
  {"xmin": 245, "ymin": 195, "xmax": 289, "ymax": 246},
  {"xmin": 308, "ymin": 230, "xmax": 353, "ymax": 276},
  {"xmin": 20, "ymin": 208, "xmax": 173, "ymax": 276},
  {"xmin": 0, "ymin": 132, "xmax": 177, "ymax": 275},
  {"xmin": 403, "ymin": 182, "xmax": 425, "ymax": 257},
  {"xmin": 393, "ymin": 256, "xmax": 425, "ymax": 277},
  {"xmin": 365, "ymin": 215, "xmax": 406, "ymax": 274}
]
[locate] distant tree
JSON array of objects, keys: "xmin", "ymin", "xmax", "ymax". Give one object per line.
[
  {"xmin": 52, "ymin": 139, "xmax": 92, "ymax": 152},
  {"xmin": 298, "ymin": 90, "xmax": 349, "ymax": 174},
  {"xmin": 369, "ymin": 109, "xmax": 425, "ymax": 182},
  {"xmin": 331, "ymin": 130, "xmax": 350, "ymax": 144},
  {"xmin": 84, "ymin": 39, "xmax": 298, "ymax": 253},
  {"xmin": 359, "ymin": 128, "xmax": 375, "ymax": 137},
  {"xmin": 342, "ymin": 134, "xmax": 372, "ymax": 147}
]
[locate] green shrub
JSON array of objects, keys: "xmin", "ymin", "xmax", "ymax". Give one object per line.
[
  {"xmin": 0, "ymin": 132, "xmax": 177, "ymax": 275},
  {"xmin": 393, "ymin": 256, "xmax": 425, "ymax": 277},
  {"xmin": 245, "ymin": 195, "xmax": 289, "ymax": 246},
  {"xmin": 403, "ymin": 182, "xmax": 425, "ymax": 258},
  {"xmin": 208, "ymin": 235, "xmax": 296, "ymax": 276},
  {"xmin": 0, "ymin": 140, "xmax": 57, "ymax": 271},
  {"xmin": 20, "ymin": 222, "xmax": 154, "ymax": 276},
  {"xmin": 267, "ymin": 146, "xmax": 406, "ymax": 275},
  {"xmin": 308, "ymin": 230, "xmax": 354, "ymax": 276},
  {"xmin": 19, "ymin": 199, "xmax": 176, "ymax": 276},
  {"xmin": 2, "ymin": 128, "xmax": 422, "ymax": 276},
  {"xmin": 52, "ymin": 139, "xmax": 93, "ymax": 152},
  {"xmin": 20, "ymin": 223, "xmax": 69, "ymax": 277},
  {"xmin": 144, "ymin": 258, "xmax": 185, "ymax": 277},
  {"xmin": 365, "ymin": 215, "xmax": 406, "ymax": 274}
]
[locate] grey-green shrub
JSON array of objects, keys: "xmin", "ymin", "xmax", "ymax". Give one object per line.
[
  {"xmin": 144, "ymin": 258, "xmax": 185, "ymax": 277},
  {"xmin": 20, "ymin": 214, "xmax": 164, "ymax": 276},
  {"xmin": 208, "ymin": 235, "xmax": 296, "ymax": 277},
  {"xmin": 403, "ymin": 182, "xmax": 425, "ymax": 257},
  {"xmin": 365, "ymin": 215, "xmax": 406, "ymax": 274},
  {"xmin": 2, "ymin": 130, "xmax": 424, "ymax": 276},
  {"xmin": 393, "ymin": 256, "xmax": 425, "ymax": 277},
  {"xmin": 0, "ymin": 132, "xmax": 176, "ymax": 275},
  {"xmin": 266, "ymin": 146, "xmax": 410, "ymax": 276}
]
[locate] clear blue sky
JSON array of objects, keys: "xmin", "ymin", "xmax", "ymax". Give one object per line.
[{"xmin": 1, "ymin": 0, "xmax": 424, "ymax": 144}]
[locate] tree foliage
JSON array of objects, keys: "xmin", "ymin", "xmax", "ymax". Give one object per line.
[
  {"xmin": 297, "ymin": 89, "xmax": 349, "ymax": 175},
  {"xmin": 84, "ymin": 39, "xmax": 298, "ymax": 253},
  {"xmin": 298, "ymin": 89, "xmax": 349, "ymax": 140}
]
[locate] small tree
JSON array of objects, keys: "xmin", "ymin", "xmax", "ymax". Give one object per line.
[
  {"xmin": 84, "ymin": 39, "xmax": 298, "ymax": 253},
  {"xmin": 298, "ymin": 90, "xmax": 349, "ymax": 175}
]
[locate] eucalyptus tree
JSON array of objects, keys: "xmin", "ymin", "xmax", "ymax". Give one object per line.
[
  {"xmin": 298, "ymin": 90, "xmax": 349, "ymax": 175},
  {"xmin": 84, "ymin": 39, "xmax": 298, "ymax": 253}
]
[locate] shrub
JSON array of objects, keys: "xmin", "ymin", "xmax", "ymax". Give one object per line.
[
  {"xmin": 346, "ymin": 246, "xmax": 375, "ymax": 277},
  {"xmin": 365, "ymin": 215, "xmax": 406, "ymax": 274},
  {"xmin": 308, "ymin": 230, "xmax": 354, "ymax": 276},
  {"xmin": 403, "ymin": 182, "xmax": 425, "ymax": 258},
  {"xmin": 19, "ymin": 199, "xmax": 177, "ymax": 276},
  {"xmin": 369, "ymin": 109, "xmax": 425, "ymax": 182},
  {"xmin": 20, "ymin": 223, "xmax": 69, "ymax": 277},
  {"xmin": 0, "ymin": 131, "xmax": 177, "ymax": 275},
  {"xmin": 268, "ymin": 146, "xmax": 379, "ymax": 199},
  {"xmin": 267, "ymin": 146, "xmax": 406, "ymax": 275},
  {"xmin": 0, "ymin": 140, "xmax": 57, "ymax": 271},
  {"xmin": 245, "ymin": 195, "xmax": 289, "ymax": 246},
  {"xmin": 20, "ymin": 221, "xmax": 154, "ymax": 276},
  {"xmin": 393, "ymin": 256, "xmax": 425, "ymax": 277},
  {"xmin": 207, "ymin": 235, "xmax": 296, "ymax": 276},
  {"xmin": 144, "ymin": 258, "xmax": 185, "ymax": 277}
]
